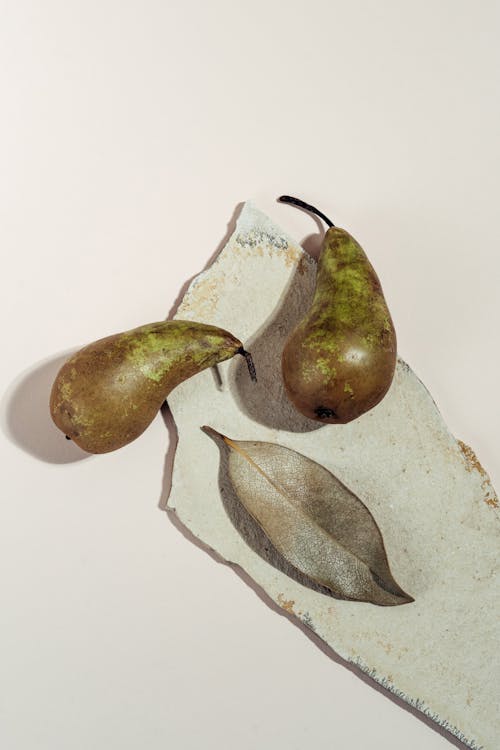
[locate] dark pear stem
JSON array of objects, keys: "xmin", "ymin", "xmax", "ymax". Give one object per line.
[
  {"xmin": 278, "ymin": 195, "xmax": 335, "ymax": 228},
  {"xmin": 238, "ymin": 347, "xmax": 257, "ymax": 382}
]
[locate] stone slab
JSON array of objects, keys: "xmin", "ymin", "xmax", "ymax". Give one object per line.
[{"xmin": 167, "ymin": 203, "xmax": 499, "ymax": 750}]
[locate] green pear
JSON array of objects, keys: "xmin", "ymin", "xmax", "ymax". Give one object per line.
[
  {"xmin": 279, "ymin": 196, "xmax": 396, "ymax": 423},
  {"xmin": 50, "ymin": 320, "xmax": 255, "ymax": 453}
]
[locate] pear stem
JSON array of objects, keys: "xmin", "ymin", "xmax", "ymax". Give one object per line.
[
  {"xmin": 278, "ymin": 195, "xmax": 334, "ymax": 228},
  {"xmin": 238, "ymin": 348, "xmax": 257, "ymax": 382}
]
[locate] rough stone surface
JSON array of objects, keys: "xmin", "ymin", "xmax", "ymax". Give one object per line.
[{"xmin": 167, "ymin": 203, "xmax": 499, "ymax": 750}]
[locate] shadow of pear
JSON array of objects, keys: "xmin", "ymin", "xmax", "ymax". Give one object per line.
[
  {"xmin": 1, "ymin": 352, "xmax": 91, "ymax": 464},
  {"xmin": 301, "ymin": 230, "xmax": 323, "ymax": 261},
  {"xmin": 227, "ymin": 258, "xmax": 323, "ymax": 433}
]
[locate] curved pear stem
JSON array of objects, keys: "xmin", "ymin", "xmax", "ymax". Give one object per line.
[
  {"xmin": 278, "ymin": 195, "xmax": 334, "ymax": 228},
  {"xmin": 238, "ymin": 348, "xmax": 257, "ymax": 382}
]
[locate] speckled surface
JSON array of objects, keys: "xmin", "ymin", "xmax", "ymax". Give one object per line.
[{"xmin": 167, "ymin": 203, "xmax": 499, "ymax": 750}]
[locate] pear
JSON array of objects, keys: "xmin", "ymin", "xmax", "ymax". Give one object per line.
[
  {"xmin": 279, "ymin": 196, "xmax": 396, "ymax": 424},
  {"xmin": 50, "ymin": 320, "xmax": 256, "ymax": 453}
]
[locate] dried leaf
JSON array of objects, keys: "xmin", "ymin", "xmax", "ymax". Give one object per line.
[{"xmin": 206, "ymin": 428, "xmax": 413, "ymax": 606}]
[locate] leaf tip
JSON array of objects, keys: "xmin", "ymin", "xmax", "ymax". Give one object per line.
[
  {"xmin": 201, "ymin": 426, "xmax": 236, "ymax": 449},
  {"xmin": 401, "ymin": 592, "xmax": 415, "ymax": 605},
  {"xmin": 383, "ymin": 590, "xmax": 415, "ymax": 607},
  {"xmin": 201, "ymin": 425, "xmax": 223, "ymax": 440},
  {"xmin": 370, "ymin": 570, "xmax": 415, "ymax": 606}
]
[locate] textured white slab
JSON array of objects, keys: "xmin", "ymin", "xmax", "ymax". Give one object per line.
[{"xmin": 167, "ymin": 203, "xmax": 499, "ymax": 749}]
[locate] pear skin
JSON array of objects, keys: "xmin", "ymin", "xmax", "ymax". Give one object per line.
[
  {"xmin": 281, "ymin": 224, "xmax": 397, "ymax": 423},
  {"xmin": 50, "ymin": 320, "xmax": 252, "ymax": 453}
]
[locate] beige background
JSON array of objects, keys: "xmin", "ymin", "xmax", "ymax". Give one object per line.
[{"xmin": 0, "ymin": 2, "xmax": 498, "ymax": 749}]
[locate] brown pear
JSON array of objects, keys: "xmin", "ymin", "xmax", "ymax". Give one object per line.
[
  {"xmin": 279, "ymin": 196, "xmax": 397, "ymax": 423},
  {"xmin": 50, "ymin": 320, "xmax": 255, "ymax": 453}
]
